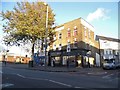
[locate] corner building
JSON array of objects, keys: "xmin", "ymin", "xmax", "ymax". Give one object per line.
[{"xmin": 48, "ymin": 18, "xmax": 99, "ymax": 67}]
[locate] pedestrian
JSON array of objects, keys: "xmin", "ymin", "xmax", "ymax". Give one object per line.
[
  {"xmin": 3, "ymin": 55, "xmax": 6, "ymax": 66},
  {"xmin": 53, "ymin": 58, "xmax": 55, "ymax": 67},
  {"xmin": 88, "ymin": 62, "xmax": 90, "ymax": 68},
  {"xmin": 67, "ymin": 59, "xmax": 69, "ymax": 68},
  {"xmin": 75, "ymin": 60, "xmax": 78, "ymax": 67}
]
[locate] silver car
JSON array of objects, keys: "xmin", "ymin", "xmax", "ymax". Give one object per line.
[{"xmin": 102, "ymin": 60, "xmax": 116, "ymax": 69}]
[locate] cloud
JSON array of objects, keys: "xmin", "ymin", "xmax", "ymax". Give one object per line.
[{"xmin": 86, "ymin": 8, "xmax": 110, "ymax": 22}]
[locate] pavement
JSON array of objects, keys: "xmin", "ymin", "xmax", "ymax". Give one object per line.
[{"xmin": 1, "ymin": 62, "xmax": 106, "ymax": 73}]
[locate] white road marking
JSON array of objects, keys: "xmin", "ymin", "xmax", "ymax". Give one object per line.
[
  {"xmin": 1, "ymin": 83, "xmax": 14, "ymax": 88},
  {"xmin": 88, "ymin": 72, "xmax": 107, "ymax": 75},
  {"xmin": 16, "ymin": 74, "xmax": 25, "ymax": 78},
  {"xmin": 102, "ymin": 74, "xmax": 113, "ymax": 79},
  {"xmin": 26, "ymin": 77, "xmax": 46, "ymax": 81},
  {"xmin": 0, "ymin": 71, "xmax": 2, "ymax": 74},
  {"xmin": 105, "ymin": 72, "xmax": 107, "ymax": 74},
  {"xmin": 74, "ymin": 87, "xmax": 97, "ymax": 90},
  {"xmin": 49, "ymin": 80, "xmax": 72, "ymax": 87},
  {"xmin": 108, "ymin": 77, "xmax": 119, "ymax": 81},
  {"xmin": 15, "ymin": 73, "xmax": 73, "ymax": 88},
  {"xmin": 74, "ymin": 86, "xmax": 83, "ymax": 88},
  {"xmin": 20, "ymin": 75, "xmax": 73, "ymax": 87}
]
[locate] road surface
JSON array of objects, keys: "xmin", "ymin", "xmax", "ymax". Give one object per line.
[{"xmin": 1, "ymin": 65, "xmax": 119, "ymax": 89}]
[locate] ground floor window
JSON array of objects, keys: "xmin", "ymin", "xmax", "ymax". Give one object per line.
[{"xmin": 54, "ymin": 57, "xmax": 61, "ymax": 64}]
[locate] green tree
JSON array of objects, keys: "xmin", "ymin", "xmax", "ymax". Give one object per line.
[{"xmin": 1, "ymin": 1, "xmax": 55, "ymax": 61}]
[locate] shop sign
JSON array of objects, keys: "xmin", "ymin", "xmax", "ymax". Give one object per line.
[{"xmin": 50, "ymin": 52, "xmax": 61, "ymax": 56}]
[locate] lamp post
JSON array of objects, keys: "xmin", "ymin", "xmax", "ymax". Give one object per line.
[
  {"xmin": 87, "ymin": 51, "xmax": 91, "ymax": 68},
  {"xmin": 44, "ymin": 3, "xmax": 48, "ymax": 66}
]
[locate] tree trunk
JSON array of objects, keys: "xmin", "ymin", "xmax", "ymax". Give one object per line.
[
  {"xmin": 41, "ymin": 39, "xmax": 44, "ymax": 51},
  {"xmin": 31, "ymin": 43, "xmax": 35, "ymax": 61}
]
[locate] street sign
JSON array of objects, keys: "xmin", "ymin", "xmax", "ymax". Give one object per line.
[{"xmin": 67, "ymin": 45, "xmax": 71, "ymax": 52}]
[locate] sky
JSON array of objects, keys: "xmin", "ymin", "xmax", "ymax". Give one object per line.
[
  {"xmin": 48, "ymin": 2, "xmax": 118, "ymax": 39},
  {"xmin": 0, "ymin": 1, "xmax": 118, "ymax": 38},
  {"xmin": 0, "ymin": 0, "xmax": 119, "ymax": 56}
]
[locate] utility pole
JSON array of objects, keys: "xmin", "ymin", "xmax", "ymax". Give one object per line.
[{"xmin": 44, "ymin": 3, "xmax": 48, "ymax": 67}]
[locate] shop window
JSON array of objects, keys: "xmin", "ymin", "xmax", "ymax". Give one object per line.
[
  {"xmin": 74, "ymin": 41, "xmax": 77, "ymax": 48},
  {"xmin": 84, "ymin": 43, "xmax": 87, "ymax": 49}
]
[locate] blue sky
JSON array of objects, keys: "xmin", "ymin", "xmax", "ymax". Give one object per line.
[
  {"xmin": 0, "ymin": 1, "xmax": 118, "ymax": 39},
  {"xmin": 49, "ymin": 2, "xmax": 118, "ymax": 39}
]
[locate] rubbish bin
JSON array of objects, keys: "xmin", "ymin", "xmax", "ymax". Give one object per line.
[{"xmin": 29, "ymin": 61, "xmax": 33, "ymax": 67}]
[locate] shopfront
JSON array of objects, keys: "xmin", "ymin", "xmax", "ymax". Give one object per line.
[{"xmin": 49, "ymin": 49, "xmax": 89, "ymax": 67}]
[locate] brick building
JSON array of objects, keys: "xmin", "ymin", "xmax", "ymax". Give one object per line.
[
  {"xmin": 48, "ymin": 18, "xmax": 99, "ymax": 67},
  {"xmin": 0, "ymin": 53, "xmax": 30, "ymax": 64}
]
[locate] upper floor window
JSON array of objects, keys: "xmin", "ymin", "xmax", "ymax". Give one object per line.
[
  {"xmin": 84, "ymin": 30, "xmax": 87, "ymax": 37},
  {"xmin": 104, "ymin": 49, "xmax": 112, "ymax": 55},
  {"xmin": 88, "ymin": 30, "xmax": 91, "ymax": 39},
  {"xmin": 67, "ymin": 40, "xmax": 71, "ymax": 52},
  {"xmin": 106, "ymin": 51, "xmax": 108, "ymax": 55},
  {"xmin": 53, "ymin": 35, "xmax": 56, "ymax": 40},
  {"xmin": 73, "ymin": 26, "xmax": 78, "ymax": 36},
  {"xmin": 74, "ymin": 38, "xmax": 78, "ymax": 48},
  {"xmin": 58, "ymin": 33, "xmax": 62, "ymax": 39},
  {"xmin": 84, "ymin": 26, "xmax": 87, "ymax": 29},
  {"xmin": 67, "ymin": 28, "xmax": 71, "ymax": 37},
  {"xmin": 115, "ymin": 50, "xmax": 119, "ymax": 55},
  {"xmin": 59, "ymin": 44, "xmax": 62, "ymax": 50},
  {"xmin": 53, "ymin": 44, "xmax": 56, "ymax": 50},
  {"xmin": 109, "ymin": 50, "xmax": 113, "ymax": 55}
]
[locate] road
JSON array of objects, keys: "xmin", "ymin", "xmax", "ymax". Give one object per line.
[{"xmin": 1, "ymin": 65, "xmax": 120, "ymax": 89}]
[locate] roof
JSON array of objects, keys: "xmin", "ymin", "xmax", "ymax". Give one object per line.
[
  {"xmin": 54, "ymin": 17, "xmax": 95, "ymax": 31},
  {"xmin": 96, "ymin": 35, "xmax": 120, "ymax": 42}
]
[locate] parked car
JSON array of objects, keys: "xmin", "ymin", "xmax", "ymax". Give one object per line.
[
  {"xmin": 102, "ymin": 59, "xmax": 116, "ymax": 70},
  {"xmin": 102, "ymin": 58, "xmax": 120, "ymax": 70}
]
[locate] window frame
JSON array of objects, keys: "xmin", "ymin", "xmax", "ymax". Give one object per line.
[{"xmin": 67, "ymin": 28, "xmax": 71, "ymax": 37}]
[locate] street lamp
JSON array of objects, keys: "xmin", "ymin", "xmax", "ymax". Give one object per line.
[{"xmin": 44, "ymin": 2, "xmax": 48, "ymax": 66}]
